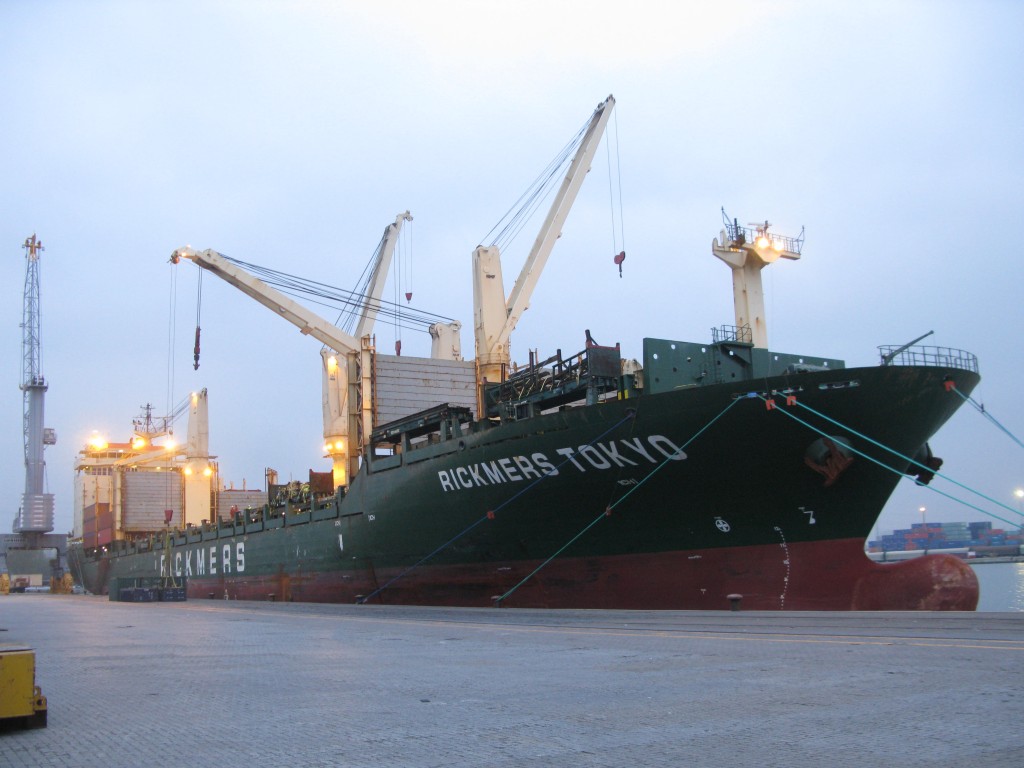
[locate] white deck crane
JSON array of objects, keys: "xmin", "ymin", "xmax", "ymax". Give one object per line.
[
  {"xmin": 472, "ymin": 95, "xmax": 615, "ymax": 388},
  {"xmin": 352, "ymin": 211, "xmax": 412, "ymax": 340},
  {"xmin": 171, "ymin": 212, "xmax": 416, "ymax": 489},
  {"xmin": 342, "ymin": 213, "xmax": 462, "ymax": 359}
]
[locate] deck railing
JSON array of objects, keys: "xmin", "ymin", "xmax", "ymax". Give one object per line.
[
  {"xmin": 712, "ymin": 324, "xmax": 753, "ymax": 344},
  {"xmin": 721, "ymin": 208, "xmax": 805, "ymax": 255},
  {"xmin": 877, "ymin": 345, "xmax": 979, "ymax": 373}
]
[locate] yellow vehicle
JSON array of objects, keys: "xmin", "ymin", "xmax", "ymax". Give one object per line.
[{"xmin": 0, "ymin": 645, "xmax": 47, "ymax": 730}]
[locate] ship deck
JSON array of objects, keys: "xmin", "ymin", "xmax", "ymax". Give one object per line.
[{"xmin": 1, "ymin": 595, "xmax": 1021, "ymax": 767}]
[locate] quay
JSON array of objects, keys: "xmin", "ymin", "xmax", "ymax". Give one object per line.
[{"xmin": 1, "ymin": 595, "xmax": 1021, "ymax": 767}]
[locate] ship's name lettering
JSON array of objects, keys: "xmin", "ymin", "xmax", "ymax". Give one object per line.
[
  {"xmin": 436, "ymin": 435, "xmax": 686, "ymax": 492},
  {"xmin": 159, "ymin": 542, "xmax": 246, "ymax": 577}
]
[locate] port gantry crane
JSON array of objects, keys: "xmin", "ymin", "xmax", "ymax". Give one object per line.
[
  {"xmin": 2, "ymin": 235, "xmax": 69, "ymax": 593},
  {"xmin": 171, "ymin": 212, "xmax": 442, "ymax": 490},
  {"xmin": 16, "ymin": 234, "xmax": 56, "ymax": 537}
]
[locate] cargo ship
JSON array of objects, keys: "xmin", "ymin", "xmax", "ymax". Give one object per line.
[{"xmin": 67, "ymin": 96, "xmax": 981, "ymax": 610}]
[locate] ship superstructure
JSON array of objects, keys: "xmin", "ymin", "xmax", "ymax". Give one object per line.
[{"xmin": 72, "ymin": 391, "xmax": 266, "ymax": 551}]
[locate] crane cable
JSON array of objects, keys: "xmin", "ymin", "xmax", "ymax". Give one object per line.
[
  {"xmin": 192, "ymin": 268, "xmax": 203, "ymax": 370},
  {"xmin": 357, "ymin": 409, "xmax": 638, "ymax": 605},
  {"xmin": 335, "ymin": 229, "xmax": 388, "ymax": 334},
  {"xmin": 761, "ymin": 393, "xmax": 1022, "ymax": 528},
  {"xmin": 607, "ymin": 108, "xmax": 627, "ymax": 277},
  {"xmin": 495, "ymin": 396, "xmax": 741, "ymax": 606},
  {"xmin": 481, "ymin": 117, "xmax": 590, "ymax": 251},
  {"xmin": 394, "ymin": 224, "xmax": 404, "ymax": 355},
  {"xmin": 219, "ymin": 254, "xmax": 453, "ymax": 334},
  {"xmin": 166, "ymin": 259, "xmax": 178, "ymax": 417}
]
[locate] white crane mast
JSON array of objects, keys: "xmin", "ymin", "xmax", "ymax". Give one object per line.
[
  {"xmin": 16, "ymin": 234, "xmax": 56, "ymax": 534},
  {"xmin": 353, "ymin": 212, "xmax": 462, "ymax": 360},
  {"xmin": 473, "ymin": 95, "xmax": 615, "ymax": 386},
  {"xmin": 354, "ymin": 211, "xmax": 412, "ymax": 340}
]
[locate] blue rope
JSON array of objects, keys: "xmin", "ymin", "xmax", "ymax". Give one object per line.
[
  {"xmin": 357, "ymin": 409, "xmax": 637, "ymax": 604},
  {"xmin": 494, "ymin": 395, "xmax": 744, "ymax": 606},
  {"xmin": 790, "ymin": 397, "xmax": 1023, "ymax": 520},
  {"xmin": 947, "ymin": 385, "xmax": 1024, "ymax": 452},
  {"xmin": 764, "ymin": 396, "xmax": 1021, "ymax": 528}
]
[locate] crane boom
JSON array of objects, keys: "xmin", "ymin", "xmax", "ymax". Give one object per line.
[
  {"xmin": 354, "ymin": 211, "xmax": 412, "ymax": 340},
  {"xmin": 170, "ymin": 247, "xmax": 362, "ymax": 355},
  {"xmin": 504, "ymin": 95, "xmax": 615, "ymax": 337},
  {"xmin": 171, "ymin": 245, "xmax": 370, "ymax": 488},
  {"xmin": 170, "ymin": 217, "xmax": 425, "ymax": 490},
  {"xmin": 473, "ymin": 95, "xmax": 615, "ymax": 385}
]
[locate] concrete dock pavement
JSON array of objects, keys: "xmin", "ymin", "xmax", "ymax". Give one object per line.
[{"xmin": 1, "ymin": 595, "xmax": 1021, "ymax": 767}]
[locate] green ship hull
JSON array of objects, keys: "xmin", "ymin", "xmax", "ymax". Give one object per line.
[{"xmin": 69, "ymin": 353, "xmax": 981, "ymax": 611}]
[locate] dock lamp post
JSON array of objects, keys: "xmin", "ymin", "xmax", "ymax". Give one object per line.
[{"xmin": 920, "ymin": 506, "xmax": 927, "ymax": 552}]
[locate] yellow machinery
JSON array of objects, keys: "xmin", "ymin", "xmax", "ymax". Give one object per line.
[
  {"xmin": 0, "ymin": 645, "xmax": 47, "ymax": 729},
  {"xmin": 50, "ymin": 573, "xmax": 75, "ymax": 594}
]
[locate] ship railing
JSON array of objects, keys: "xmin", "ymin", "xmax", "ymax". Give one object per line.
[
  {"xmin": 485, "ymin": 343, "xmax": 622, "ymax": 419},
  {"xmin": 90, "ymin": 500, "xmax": 345, "ymax": 557},
  {"xmin": 711, "ymin": 324, "xmax": 753, "ymax": 344},
  {"xmin": 877, "ymin": 345, "xmax": 979, "ymax": 373},
  {"xmin": 721, "ymin": 208, "xmax": 805, "ymax": 254}
]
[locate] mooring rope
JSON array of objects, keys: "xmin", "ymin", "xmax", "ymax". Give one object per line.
[
  {"xmin": 356, "ymin": 409, "xmax": 638, "ymax": 604},
  {"xmin": 763, "ymin": 395, "xmax": 1021, "ymax": 528},
  {"xmin": 946, "ymin": 384, "xmax": 1024, "ymax": 452},
  {"xmin": 494, "ymin": 395, "xmax": 744, "ymax": 606},
  {"xmin": 787, "ymin": 396, "xmax": 1023, "ymax": 520}
]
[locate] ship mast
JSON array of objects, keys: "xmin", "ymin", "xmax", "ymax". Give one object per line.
[
  {"xmin": 712, "ymin": 211, "xmax": 804, "ymax": 349},
  {"xmin": 15, "ymin": 234, "xmax": 56, "ymax": 536}
]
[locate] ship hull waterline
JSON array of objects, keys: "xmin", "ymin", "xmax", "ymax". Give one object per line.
[{"xmin": 69, "ymin": 363, "xmax": 981, "ymax": 611}]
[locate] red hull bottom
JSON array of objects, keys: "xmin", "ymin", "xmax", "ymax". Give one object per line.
[{"xmin": 182, "ymin": 538, "xmax": 979, "ymax": 611}]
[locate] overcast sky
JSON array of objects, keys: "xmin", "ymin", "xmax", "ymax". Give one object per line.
[{"xmin": 2, "ymin": 1, "xmax": 1022, "ymax": 540}]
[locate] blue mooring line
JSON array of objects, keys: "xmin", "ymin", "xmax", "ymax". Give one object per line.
[
  {"xmin": 764, "ymin": 396, "xmax": 1020, "ymax": 529},
  {"xmin": 495, "ymin": 395, "xmax": 744, "ymax": 606},
  {"xmin": 357, "ymin": 408, "xmax": 638, "ymax": 605},
  {"xmin": 948, "ymin": 385, "xmax": 1024, "ymax": 452}
]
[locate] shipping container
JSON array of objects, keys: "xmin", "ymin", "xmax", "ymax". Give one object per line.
[
  {"xmin": 374, "ymin": 355, "xmax": 477, "ymax": 426},
  {"xmin": 122, "ymin": 471, "xmax": 182, "ymax": 532},
  {"xmin": 216, "ymin": 489, "xmax": 267, "ymax": 520}
]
